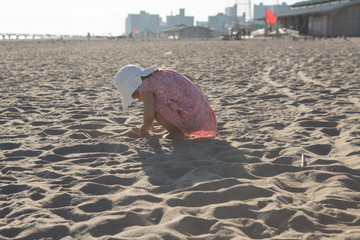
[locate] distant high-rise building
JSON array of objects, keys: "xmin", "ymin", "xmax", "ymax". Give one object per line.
[
  {"xmin": 125, "ymin": 11, "xmax": 160, "ymax": 37},
  {"xmin": 166, "ymin": 9, "xmax": 194, "ymax": 27},
  {"xmin": 196, "ymin": 21, "xmax": 208, "ymax": 28},
  {"xmin": 225, "ymin": 6, "xmax": 235, "ymax": 18},
  {"xmin": 208, "ymin": 13, "xmax": 231, "ymax": 36},
  {"xmin": 235, "ymin": 0, "xmax": 253, "ymax": 23}
]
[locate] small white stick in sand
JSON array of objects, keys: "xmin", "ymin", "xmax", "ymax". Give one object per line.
[{"xmin": 301, "ymin": 154, "xmax": 306, "ymax": 167}]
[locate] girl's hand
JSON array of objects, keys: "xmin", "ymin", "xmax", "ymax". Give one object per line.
[{"xmin": 139, "ymin": 123, "xmax": 154, "ymax": 135}]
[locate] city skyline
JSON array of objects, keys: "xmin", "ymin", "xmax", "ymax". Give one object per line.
[{"xmin": 1, "ymin": 0, "xmax": 299, "ymax": 36}]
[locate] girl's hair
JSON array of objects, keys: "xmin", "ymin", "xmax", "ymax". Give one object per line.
[{"xmin": 140, "ymin": 67, "xmax": 163, "ymax": 81}]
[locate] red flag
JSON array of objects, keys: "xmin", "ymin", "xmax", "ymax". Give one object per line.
[
  {"xmin": 265, "ymin": 9, "xmax": 277, "ymax": 24},
  {"xmin": 133, "ymin": 29, "xmax": 138, "ymax": 34}
]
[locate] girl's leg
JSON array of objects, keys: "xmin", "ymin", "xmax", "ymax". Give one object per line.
[{"xmin": 154, "ymin": 112, "xmax": 184, "ymax": 139}]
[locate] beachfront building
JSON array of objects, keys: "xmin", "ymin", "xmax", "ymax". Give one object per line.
[
  {"xmin": 254, "ymin": 2, "xmax": 290, "ymax": 26},
  {"xmin": 125, "ymin": 11, "xmax": 160, "ymax": 37},
  {"xmin": 277, "ymin": 0, "xmax": 360, "ymax": 37},
  {"xmin": 254, "ymin": 2, "xmax": 290, "ymax": 19},
  {"xmin": 208, "ymin": 13, "xmax": 232, "ymax": 36},
  {"xmin": 133, "ymin": 29, "xmax": 158, "ymax": 38},
  {"xmin": 162, "ymin": 26, "xmax": 213, "ymax": 39},
  {"xmin": 166, "ymin": 9, "xmax": 194, "ymax": 27},
  {"xmin": 225, "ymin": 6, "xmax": 236, "ymax": 18},
  {"xmin": 196, "ymin": 21, "xmax": 208, "ymax": 28}
]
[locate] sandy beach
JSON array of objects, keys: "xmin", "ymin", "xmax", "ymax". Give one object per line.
[{"xmin": 0, "ymin": 37, "xmax": 359, "ymax": 239}]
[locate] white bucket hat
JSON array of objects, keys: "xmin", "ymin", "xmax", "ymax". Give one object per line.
[{"xmin": 114, "ymin": 65, "xmax": 156, "ymax": 109}]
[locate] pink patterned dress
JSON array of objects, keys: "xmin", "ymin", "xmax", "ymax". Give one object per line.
[{"xmin": 138, "ymin": 68, "xmax": 217, "ymax": 138}]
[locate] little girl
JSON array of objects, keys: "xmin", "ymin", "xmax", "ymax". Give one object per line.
[{"xmin": 114, "ymin": 65, "xmax": 216, "ymax": 139}]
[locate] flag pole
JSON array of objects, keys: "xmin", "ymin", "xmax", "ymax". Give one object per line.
[
  {"xmin": 265, "ymin": 22, "xmax": 268, "ymax": 37},
  {"xmin": 265, "ymin": 9, "xmax": 267, "ymax": 37},
  {"xmin": 276, "ymin": 0, "xmax": 279, "ymax": 38}
]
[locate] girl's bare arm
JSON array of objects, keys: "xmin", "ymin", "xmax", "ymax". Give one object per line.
[{"xmin": 140, "ymin": 91, "xmax": 155, "ymax": 134}]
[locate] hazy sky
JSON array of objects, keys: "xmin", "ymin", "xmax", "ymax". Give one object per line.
[{"xmin": 1, "ymin": 0, "xmax": 299, "ymax": 36}]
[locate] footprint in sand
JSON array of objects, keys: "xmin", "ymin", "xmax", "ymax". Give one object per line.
[
  {"xmin": 78, "ymin": 198, "xmax": 112, "ymax": 213},
  {"xmin": 299, "ymin": 120, "xmax": 338, "ymax": 128},
  {"xmin": 305, "ymin": 144, "xmax": 332, "ymax": 156},
  {"xmin": 41, "ymin": 193, "xmax": 73, "ymax": 208},
  {"xmin": 68, "ymin": 123, "xmax": 106, "ymax": 130},
  {"xmin": 79, "ymin": 182, "xmax": 121, "ymax": 195},
  {"xmin": 52, "ymin": 143, "xmax": 128, "ymax": 156},
  {"xmin": 0, "ymin": 142, "xmax": 21, "ymax": 150},
  {"xmin": 31, "ymin": 121, "xmax": 54, "ymax": 126},
  {"xmin": 43, "ymin": 129, "xmax": 68, "ymax": 135}
]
